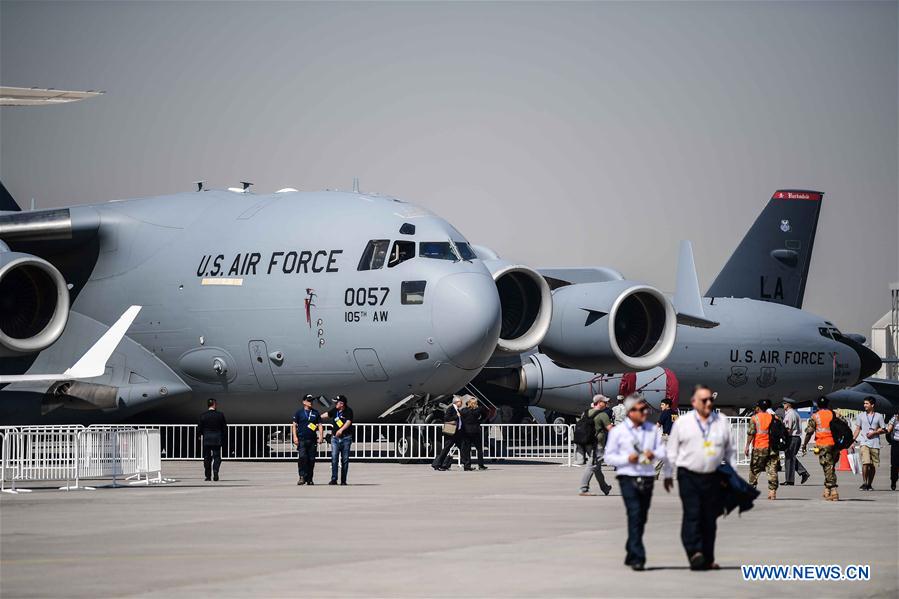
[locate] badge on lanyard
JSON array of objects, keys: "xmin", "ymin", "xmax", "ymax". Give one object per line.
[
  {"xmin": 307, "ymin": 422, "xmax": 317, "ymax": 431},
  {"xmin": 336, "ymin": 418, "xmax": 345, "ymax": 428},
  {"xmin": 696, "ymin": 414, "xmax": 716, "ymax": 457}
]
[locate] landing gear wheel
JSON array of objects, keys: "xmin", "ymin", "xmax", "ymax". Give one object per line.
[{"xmin": 397, "ymin": 428, "xmax": 425, "ymax": 464}]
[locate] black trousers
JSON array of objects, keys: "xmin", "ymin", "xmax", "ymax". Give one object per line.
[
  {"xmin": 618, "ymin": 476, "xmax": 654, "ymax": 566},
  {"xmin": 433, "ymin": 433, "xmax": 461, "ymax": 468},
  {"xmin": 784, "ymin": 436, "xmax": 809, "ymax": 483},
  {"xmin": 676, "ymin": 468, "xmax": 724, "ymax": 567},
  {"xmin": 891, "ymin": 442, "xmax": 899, "ymax": 486},
  {"xmin": 297, "ymin": 438, "xmax": 318, "ymax": 482},
  {"xmin": 461, "ymin": 434, "xmax": 484, "ymax": 468},
  {"xmin": 203, "ymin": 444, "xmax": 222, "ymax": 478}
]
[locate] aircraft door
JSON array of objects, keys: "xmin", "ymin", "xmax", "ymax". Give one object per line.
[
  {"xmin": 354, "ymin": 348, "xmax": 389, "ymax": 382},
  {"xmin": 249, "ymin": 340, "xmax": 278, "ymax": 391}
]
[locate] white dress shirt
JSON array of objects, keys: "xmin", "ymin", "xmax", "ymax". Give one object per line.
[
  {"xmin": 604, "ymin": 418, "xmax": 667, "ymax": 477},
  {"xmin": 663, "ymin": 411, "xmax": 736, "ymax": 478}
]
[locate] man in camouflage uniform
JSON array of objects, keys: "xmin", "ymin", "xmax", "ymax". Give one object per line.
[
  {"xmin": 802, "ymin": 396, "xmax": 839, "ymax": 500},
  {"xmin": 745, "ymin": 399, "xmax": 779, "ymax": 499}
]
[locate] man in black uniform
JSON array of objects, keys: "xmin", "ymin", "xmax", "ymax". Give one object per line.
[
  {"xmin": 292, "ymin": 394, "xmax": 323, "ymax": 485},
  {"xmin": 198, "ymin": 398, "xmax": 227, "ymax": 481},
  {"xmin": 320, "ymin": 395, "xmax": 354, "ymax": 485}
]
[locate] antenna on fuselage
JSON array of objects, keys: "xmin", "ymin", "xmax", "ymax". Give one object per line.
[
  {"xmin": 227, "ymin": 181, "xmax": 254, "ymax": 194},
  {"xmin": 352, "ymin": 177, "xmax": 360, "ymax": 194}
]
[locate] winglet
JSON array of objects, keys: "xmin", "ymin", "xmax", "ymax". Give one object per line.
[
  {"xmin": 0, "ymin": 306, "xmax": 141, "ymax": 384},
  {"xmin": 674, "ymin": 241, "xmax": 718, "ymax": 329}
]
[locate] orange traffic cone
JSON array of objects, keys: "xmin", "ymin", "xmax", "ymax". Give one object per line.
[{"xmin": 836, "ymin": 449, "xmax": 851, "ymax": 472}]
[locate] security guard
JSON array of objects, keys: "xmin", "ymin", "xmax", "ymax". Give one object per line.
[
  {"xmin": 801, "ymin": 396, "xmax": 839, "ymax": 501},
  {"xmin": 745, "ymin": 399, "xmax": 779, "ymax": 499},
  {"xmin": 320, "ymin": 395, "xmax": 354, "ymax": 486},
  {"xmin": 292, "ymin": 394, "xmax": 323, "ymax": 485}
]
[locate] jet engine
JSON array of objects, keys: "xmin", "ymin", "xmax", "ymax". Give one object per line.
[
  {"xmin": 0, "ymin": 252, "xmax": 70, "ymax": 356},
  {"xmin": 540, "ymin": 280, "xmax": 676, "ymax": 373},
  {"xmin": 482, "ymin": 259, "xmax": 553, "ymax": 354}
]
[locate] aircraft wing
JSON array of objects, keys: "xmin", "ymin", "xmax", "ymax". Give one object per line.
[
  {"xmin": 537, "ymin": 267, "xmax": 625, "ymax": 289},
  {"xmin": 0, "ymin": 86, "xmax": 104, "ymax": 106},
  {"xmin": 0, "ymin": 306, "xmax": 141, "ymax": 384}
]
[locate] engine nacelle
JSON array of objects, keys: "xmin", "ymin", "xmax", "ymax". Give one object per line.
[
  {"xmin": 482, "ymin": 259, "xmax": 553, "ymax": 354},
  {"xmin": 0, "ymin": 252, "xmax": 70, "ymax": 356},
  {"xmin": 519, "ymin": 354, "xmax": 681, "ymax": 416},
  {"xmin": 540, "ymin": 280, "xmax": 676, "ymax": 373}
]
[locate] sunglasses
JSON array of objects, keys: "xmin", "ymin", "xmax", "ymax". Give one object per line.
[{"xmin": 698, "ymin": 396, "xmax": 715, "ymax": 404}]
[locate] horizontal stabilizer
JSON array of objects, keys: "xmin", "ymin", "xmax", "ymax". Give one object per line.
[
  {"xmin": 0, "ymin": 306, "xmax": 141, "ymax": 384},
  {"xmin": 0, "ymin": 180, "xmax": 20, "ymax": 212},
  {"xmin": 673, "ymin": 241, "xmax": 718, "ymax": 329}
]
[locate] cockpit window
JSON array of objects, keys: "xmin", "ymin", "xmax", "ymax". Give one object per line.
[
  {"xmin": 387, "ymin": 240, "xmax": 416, "ymax": 268},
  {"xmin": 401, "ymin": 280, "xmax": 426, "ymax": 305},
  {"xmin": 420, "ymin": 241, "xmax": 458, "ymax": 261},
  {"xmin": 818, "ymin": 326, "xmax": 841, "ymax": 340},
  {"xmin": 358, "ymin": 240, "xmax": 390, "ymax": 271},
  {"xmin": 818, "ymin": 327, "xmax": 833, "ymax": 339},
  {"xmin": 455, "ymin": 242, "xmax": 477, "ymax": 260}
]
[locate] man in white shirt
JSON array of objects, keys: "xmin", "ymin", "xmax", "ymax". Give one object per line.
[
  {"xmin": 663, "ymin": 384, "xmax": 736, "ymax": 571},
  {"xmin": 850, "ymin": 396, "xmax": 886, "ymax": 491},
  {"xmin": 605, "ymin": 394, "xmax": 666, "ymax": 571}
]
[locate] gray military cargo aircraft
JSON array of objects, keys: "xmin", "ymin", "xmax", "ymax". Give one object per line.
[
  {"xmin": 479, "ymin": 190, "xmax": 886, "ymax": 415},
  {"xmin": 0, "ymin": 181, "xmax": 683, "ymax": 425}
]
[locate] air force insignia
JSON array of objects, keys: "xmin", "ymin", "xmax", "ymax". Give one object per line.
[{"xmin": 780, "ymin": 219, "xmax": 791, "ymax": 232}]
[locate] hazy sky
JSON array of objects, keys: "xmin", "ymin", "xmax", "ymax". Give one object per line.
[{"xmin": 1, "ymin": 1, "xmax": 896, "ymax": 335}]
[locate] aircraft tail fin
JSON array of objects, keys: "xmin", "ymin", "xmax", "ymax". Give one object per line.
[
  {"xmin": 0, "ymin": 181, "xmax": 21, "ymax": 212},
  {"xmin": 706, "ymin": 189, "xmax": 823, "ymax": 309}
]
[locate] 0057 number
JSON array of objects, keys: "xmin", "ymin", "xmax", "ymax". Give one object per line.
[{"xmin": 344, "ymin": 287, "xmax": 389, "ymax": 307}]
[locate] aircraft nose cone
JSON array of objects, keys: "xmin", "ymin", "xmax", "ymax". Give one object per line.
[
  {"xmin": 431, "ymin": 272, "xmax": 502, "ymax": 370},
  {"xmin": 855, "ymin": 343, "xmax": 882, "ymax": 382}
]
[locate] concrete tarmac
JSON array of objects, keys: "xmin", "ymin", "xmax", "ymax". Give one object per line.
[{"xmin": 1, "ymin": 458, "xmax": 897, "ymax": 598}]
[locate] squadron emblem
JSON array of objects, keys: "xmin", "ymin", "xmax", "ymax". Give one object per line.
[{"xmin": 780, "ymin": 219, "xmax": 791, "ymax": 232}]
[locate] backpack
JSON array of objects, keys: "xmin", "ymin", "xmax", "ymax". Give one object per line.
[
  {"xmin": 573, "ymin": 411, "xmax": 597, "ymax": 445},
  {"xmin": 830, "ymin": 415, "xmax": 853, "ymax": 451},
  {"xmin": 768, "ymin": 417, "xmax": 790, "ymax": 452}
]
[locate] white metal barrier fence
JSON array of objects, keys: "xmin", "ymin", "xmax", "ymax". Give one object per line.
[
  {"xmin": 0, "ymin": 418, "xmax": 754, "ymax": 479},
  {"xmin": 1, "ymin": 427, "xmax": 166, "ymax": 493}
]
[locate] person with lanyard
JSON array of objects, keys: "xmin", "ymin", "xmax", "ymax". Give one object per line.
[
  {"xmin": 886, "ymin": 406, "xmax": 899, "ymax": 491},
  {"xmin": 604, "ymin": 394, "xmax": 666, "ymax": 571},
  {"xmin": 654, "ymin": 398, "xmax": 677, "ymax": 480},
  {"xmin": 663, "ymin": 384, "xmax": 736, "ymax": 571},
  {"xmin": 320, "ymin": 395, "xmax": 354, "ymax": 486},
  {"xmin": 850, "ymin": 396, "xmax": 886, "ymax": 491},
  {"xmin": 745, "ymin": 399, "xmax": 779, "ymax": 500},
  {"xmin": 780, "ymin": 399, "xmax": 810, "ymax": 486},
  {"xmin": 291, "ymin": 394, "xmax": 323, "ymax": 485},
  {"xmin": 801, "ymin": 396, "xmax": 840, "ymax": 500}
]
